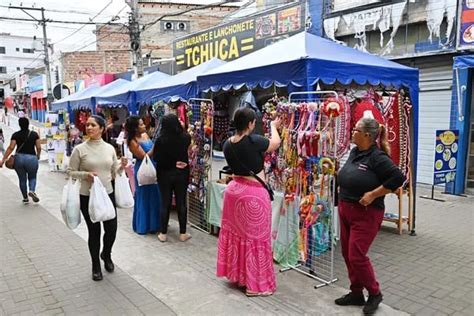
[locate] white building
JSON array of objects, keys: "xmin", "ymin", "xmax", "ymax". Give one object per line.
[{"xmin": 0, "ymin": 33, "xmax": 44, "ymax": 83}]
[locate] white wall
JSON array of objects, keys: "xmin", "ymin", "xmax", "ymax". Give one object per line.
[
  {"xmin": 0, "ymin": 34, "xmax": 44, "ymax": 81},
  {"xmin": 331, "ymin": 0, "xmax": 381, "ymax": 12}
]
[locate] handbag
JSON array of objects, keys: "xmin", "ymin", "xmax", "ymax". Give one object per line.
[
  {"xmin": 5, "ymin": 131, "xmax": 31, "ymax": 169},
  {"xmin": 229, "ymin": 139, "xmax": 274, "ymax": 201}
]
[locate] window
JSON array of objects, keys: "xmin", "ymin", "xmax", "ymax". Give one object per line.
[
  {"xmin": 0, "ymin": 66, "xmax": 7, "ymax": 73},
  {"xmin": 23, "ymin": 48, "xmax": 34, "ymax": 53},
  {"xmin": 16, "ymin": 67, "xmax": 21, "ymax": 71},
  {"xmin": 16, "ymin": 47, "xmax": 20, "ymax": 52},
  {"xmin": 0, "ymin": 47, "xmax": 5, "ymax": 54}
]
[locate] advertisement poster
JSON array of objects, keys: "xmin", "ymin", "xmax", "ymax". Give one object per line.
[
  {"xmin": 433, "ymin": 130, "xmax": 459, "ymax": 185},
  {"xmin": 458, "ymin": 0, "xmax": 474, "ymax": 49},
  {"xmin": 173, "ymin": 2, "xmax": 305, "ymax": 71},
  {"xmin": 45, "ymin": 112, "xmax": 67, "ymax": 171}
]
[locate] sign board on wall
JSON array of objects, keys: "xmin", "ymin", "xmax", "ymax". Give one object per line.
[
  {"xmin": 433, "ymin": 130, "xmax": 459, "ymax": 185},
  {"xmin": 458, "ymin": 0, "xmax": 474, "ymax": 49},
  {"xmin": 173, "ymin": 2, "xmax": 305, "ymax": 71}
]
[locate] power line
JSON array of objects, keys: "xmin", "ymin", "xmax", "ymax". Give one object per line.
[
  {"xmin": 0, "ymin": 4, "xmax": 92, "ymax": 15},
  {"xmin": 0, "ymin": 16, "xmax": 124, "ymax": 25},
  {"xmin": 52, "ymin": 2, "xmax": 126, "ymax": 45},
  {"xmin": 60, "ymin": 25, "xmax": 128, "ymax": 55}
]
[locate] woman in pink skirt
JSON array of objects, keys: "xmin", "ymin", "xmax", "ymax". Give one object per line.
[{"xmin": 217, "ymin": 107, "xmax": 281, "ymax": 296}]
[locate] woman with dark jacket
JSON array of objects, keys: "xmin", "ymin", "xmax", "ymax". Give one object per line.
[
  {"xmin": 0, "ymin": 117, "xmax": 41, "ymax": 204},
  {"xmin": 153, "ymin": 114, "xmax": 191, "ymax": 242},
  {"xmin": 335, "ymin": 117, "xmax": 405, "ymax": 314}
]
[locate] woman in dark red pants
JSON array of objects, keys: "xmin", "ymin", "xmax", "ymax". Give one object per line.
[{"xmin": 336, "ymin": 117, "xmax": 405, "ymax": 315}]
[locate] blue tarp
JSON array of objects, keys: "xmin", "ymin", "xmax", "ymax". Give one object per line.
[
  {"xmin": 50, "ymin": 85, "xmax": 101, "ymax": 111},
  {"xmin": 197, "ymin": 32, "xmax": 418, "ymax": 92},
  {"xmin": 134, "ymin": 58, "xmax": 227, "ymax": 103},
  {"xmin": 94, "ymin": 71, "xmax": 171, "ymax": 106},
  {"xmin": 453, "ymin": 55, "xmax": 474, "ymax": 69}
]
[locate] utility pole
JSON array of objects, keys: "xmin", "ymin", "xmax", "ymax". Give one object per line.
[
  {"xmin": 127, "ymin": 0, "xmax": 144, "ymax": 78},
  {"xmin": 9, "ymin": 6, "xmax": 53, "ymax": 109}
]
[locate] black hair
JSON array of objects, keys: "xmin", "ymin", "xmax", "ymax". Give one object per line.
[
  {"xmin": 19, "ymin": 117, "xmax": 29, "ymax": 131},
  {"xmin": 124, "ymin": 115, "xmax": 140, "ymax": 145},
  {"xmin": 160, "ymin": 114, "xmax": 183, "ymax": 135},
  {"xmin": 233, "ymin": 107, "xmax": 257, "ymax": 134},
  {"xmin": 90, "ymin": 115, "xmax": 106, "ymax": 130}
]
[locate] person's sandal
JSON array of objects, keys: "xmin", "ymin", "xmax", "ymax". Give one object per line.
[
  {"xmin": 179, "ymin": 233, "xmax": 192, "ymax": 242},
  {"xmin": 245, "ymin": 290, "xmax": 274, "ymax": 297},
  {"xmin": 157, "ymin": 233, "xmax": 167, "ymax": 242}
]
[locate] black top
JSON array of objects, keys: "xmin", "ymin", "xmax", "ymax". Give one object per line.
[
  {"xmin": 223, "ymin": 134, "xmax": 270, "ymax": 176},
  {"xmin": 11, "ymin": 130, "xmax": 39, "ymax": 155},
  {"xmin": 153, "ymin": 133, "xmax": 191, "ymax": 173},
  {"xmin": 338, "ymin": 145, "xmax": 405, "ymax": 210}
]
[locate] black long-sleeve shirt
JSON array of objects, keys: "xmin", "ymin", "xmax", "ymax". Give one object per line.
[
  {"xmin": 153, "ymin": 133, "xmax": 191, "ymax": 174},
  {"xmin": 338, "ymin": 145, "xmax": 405, "ymax": 210}
]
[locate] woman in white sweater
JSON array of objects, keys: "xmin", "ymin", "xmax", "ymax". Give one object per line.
[{"xmin": 68, "ymin": 115, "xmax": 127, "ymax": 281}]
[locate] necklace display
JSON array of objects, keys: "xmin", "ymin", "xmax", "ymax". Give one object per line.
[
  {"xmin": 262, "ymin": 96, "xmax": 342, "ymax": 267},
  {"xmin": 187, "ymin": 100, "xmax": 214, "ymax": 232}
]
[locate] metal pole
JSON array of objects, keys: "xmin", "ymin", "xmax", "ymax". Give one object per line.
[{"xmin": 41, "ymin": 8, "xmax": 53, "ymax": 111}]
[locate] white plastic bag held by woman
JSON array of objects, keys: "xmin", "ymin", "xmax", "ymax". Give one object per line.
[
  {"xmin": 60, "ymin": 178, "xmax": 81, "ymax": 229},
  {"xmin": 114, "ymin": 172, "xmax": 134, "ymax": 208},
  {"xmin": 89, "ymin": 176, "xmax": 116, "ymax": 223},
  {"xmin": 136, "ymin": 154, "xmax": 157, "ymax": 186}
]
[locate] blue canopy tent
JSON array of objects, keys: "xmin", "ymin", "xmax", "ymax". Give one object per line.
[
  {"xmin": 50, "ymin": 85, "xmax": 101, "ymax": 112},
  {"xmin": 94, "ymin": 71, "xmax": 171, "ymax": 114},
  {"xmin": 445, "ymin": 55, "xmax": 474, "ymax": 195},
  {"xmin": 197, "ymin": 31, "xmax": 419, "ymax": 233},
  {"xmin": 133, "ymin": 58, "xmax": 227, "ymax": 103}
]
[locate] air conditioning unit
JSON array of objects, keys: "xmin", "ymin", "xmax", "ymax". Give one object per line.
[
  {"xmin": 164, "ymin": 21, "xmax": 174, "ymax": 30},
  {"xmin": 177, "ymin": 22, "xmax": 187, "ymax": 31}
]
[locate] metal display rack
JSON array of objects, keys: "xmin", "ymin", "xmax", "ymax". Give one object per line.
[{"xmin": 186, "ymin": 98, "xmax": 214, "ymax": 233}]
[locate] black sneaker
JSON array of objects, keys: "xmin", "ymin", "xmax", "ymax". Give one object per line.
[
  {"xmin": 28, "ymin": 192, "xmax": 40, "ymax": 203},
  {"xmin": 22, "ymin": 198, "xmax": 29, "ymax": 205},
  {"xmin": 335, "ymin": 292, "xmax": 366, "ymax": 306},
  {"xmin": 363, "ymin": 293, "xmax": 383, "ymax": 315}
]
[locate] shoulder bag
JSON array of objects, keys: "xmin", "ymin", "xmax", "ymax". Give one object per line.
[
  {"xmin": 229, "ymin": 139, "xmax": 274, "ymax": 201},
  {"xmin": 5, "ymin": 131, "xmax": 31, "ymax": 169}
]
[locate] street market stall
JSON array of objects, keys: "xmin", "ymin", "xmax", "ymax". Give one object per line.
[{"xmin": 195, "ymin": 31, "xmax": 419, "ymax": 285}]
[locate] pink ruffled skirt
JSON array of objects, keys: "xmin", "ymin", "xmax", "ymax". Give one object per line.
[{"xmin": 216, "ymin": 177, "xmax": 276, "ymax": 293}]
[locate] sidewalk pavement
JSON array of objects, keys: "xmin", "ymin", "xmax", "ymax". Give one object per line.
[
  {"xmin": 0, "ymin": 172, "xmax": 175, "ymax": 316},
  {"xmin": 0, "ymin": 122, "xmax": 406, "ymax": 315}
]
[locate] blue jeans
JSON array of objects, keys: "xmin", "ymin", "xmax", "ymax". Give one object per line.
[{"xmin": 14, "ymin": 153, "xmax": 39, "ymax": 199}]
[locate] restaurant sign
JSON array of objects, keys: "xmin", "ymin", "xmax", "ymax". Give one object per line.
[{"xmin": 173, "ymin": 2, "xmax": 305, "ymax": 71}]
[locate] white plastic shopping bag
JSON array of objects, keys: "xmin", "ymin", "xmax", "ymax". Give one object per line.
[
  {"xmin": 114, "ymin": 172, "xmax": 134, "ymax": 208},
  {"xmin": 89, "ymin": 176, "xmax": 116, "ymax": 223},
  {"xmin": 61, "ymin": 155, "xmax": 70, "ymax": 171},
  {"xmin": 60, "ymin": 178, "xmax": 81, "ymax": 229},
  {"xmin": 137, "ymin": 155, "xmax": 157, "ymax": 186}
]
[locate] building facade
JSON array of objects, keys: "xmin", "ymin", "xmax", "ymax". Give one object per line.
[
  {"xmin": 0, "ymin": 33, "xmax": 44, "ymax": 83},
  {"xmin": 138, "ymin": 0, "xmax": 241, "ymax": 61}
]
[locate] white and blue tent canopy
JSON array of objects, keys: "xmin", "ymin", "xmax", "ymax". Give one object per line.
[
  {"xmin": 197, "ymin": 31, "xmax": 418, "ymax": 93},
  {"xmin": 133, "ymin": 58, "xmax": 227, "ymax": 103},
  {"xmin": 68, "ymin": 79, "xmax": 131, "ymax": 111},
  {"xmin": 94, "ymin": 71, "xmax": 171, "ymax": 106},
  {"xmin": 51, "ymin": 85, "xmax": 101, "ymax": 111}
]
